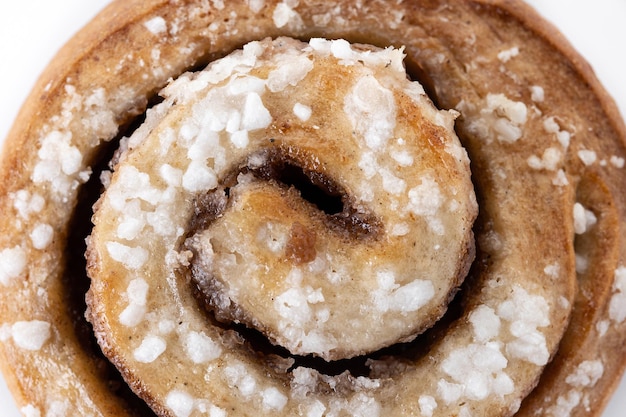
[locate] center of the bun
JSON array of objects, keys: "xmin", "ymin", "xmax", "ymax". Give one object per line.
[{"xmin": 168, "ymin": 37, "xmax": 478, "ymax": 361}]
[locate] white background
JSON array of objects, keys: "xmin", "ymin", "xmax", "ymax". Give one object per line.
[{"xmin": 0, "ymin": 1, "xmax": 624, "ymax": 416}]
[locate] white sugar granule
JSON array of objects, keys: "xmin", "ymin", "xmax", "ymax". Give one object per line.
[
  {"xmin": 0, "ymin": 246, "xmax": 27, "ymax": 285},
  {"xmin": 261, "ymin": 387, "xmax": 288, "ymax": 411},
  {"xmin": 497, "ymin": 46, "xmax": 519, "ymax": 63},
  {"xmin": 144, "ymin": 16, "xmax": 167, "ymax": 35},
  {"xmin": 418, "ymin": 395, "xmax": 438, "ymax": 417},
  {"xmin": 30, "ymin": 223, "xmax": 54, "ymax": 250},
  {"xmin": 565, "ymin": 360, "xmax": 604, "ymax": 388},
  {"xmin": 12, "ymin": 190, "xmax": 45, "ymax": 220},
  {"xmin": 242, "ymin": 92, "xmax": 272, "ymax": 130},
  {"xmin": 609, "ymin": 266, "xmax": 626, "ymax": 323},
  {"xmin": 224, "ymin": 363, "xmax": 257, "ymax": 397},
  {"xmin": 497, "ymin": 286, "xmax": 550, "ymax": 366},
  {"xmin": 20, "ymin": 405, "xmax": 41, "ymax": 417},
  {"xmin": 166, "ymin": 390, "xmax": 195, "ymax": 417},
  {"xmin": 106, "ymin": 241, "xmax": 149, "ymax": 270},
  {"xmin": 573, "ymin": 202, "xmax": 597, "ymax": 235},
  {"xmin": 469, "ymin": 305, "xmax": 501, "ymax": 343},
  {"xmin": 267, "ymin": 54, "xmax": 314, "ymax": 92},
  {"xmin": 273, "ymin": 1, "xmax": 303, "ymax": 29},
  {"xmin": 12, "ymin": 320, "xmax": 51, "ymax": 351},
  {"xmin": 183, "ymin": 331, "xmax": 222, "ymax": 364},
  {"xmin": 134, "ymin": 336, "xmax": 166, "ymax": 363},
  {"xmin": 530, "ymin": 85, "xmax": 544, "ymax": 102},
  {"xmin": 344, "ymin": 75, "xmax": 397, "ymax": 150},
  {"xmin": 578, "ymin": 149, "xmax": 597, "ymax": 166},
  {"xmin": 407, "ymin": 176, "xmax": 443, "ymax": 217},
  {"xmin": 182, "ymin": 161, "xmax": 218, "ymax": 192},
  {"xmin": 293, "ymin": 102, "xmax": 312, "ymax": 122}
]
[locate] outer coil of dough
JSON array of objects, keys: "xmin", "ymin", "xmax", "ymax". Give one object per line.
[{"xmin": 0, "ymin": 1, "xmax": 625, "ymax": 417}]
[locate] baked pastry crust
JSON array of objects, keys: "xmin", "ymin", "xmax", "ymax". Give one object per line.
[{"xmin": 0, "ymin": 1, "xmax": 625, "ymax": 416}]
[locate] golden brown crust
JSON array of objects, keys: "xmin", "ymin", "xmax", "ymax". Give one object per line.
[{"xmin": 0, "ymin": 1, "xmax": 624, "ymax": 416}]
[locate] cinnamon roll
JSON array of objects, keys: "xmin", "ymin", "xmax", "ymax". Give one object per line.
[{"xmin": 0, "ymin": 1, "xmax": 625, "ymax": 417}]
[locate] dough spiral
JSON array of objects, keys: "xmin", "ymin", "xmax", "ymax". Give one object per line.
[{"xmin": 1, "ymin": 1, "xmax": 625, "ymax": 417}]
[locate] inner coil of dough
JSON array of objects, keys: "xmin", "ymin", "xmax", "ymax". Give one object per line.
[{"xmin": 87, "ymin": 36, "xmax": 478, "ymax": 406}]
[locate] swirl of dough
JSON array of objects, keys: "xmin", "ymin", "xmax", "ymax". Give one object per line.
[{"xmin": 0, "ymin": 1, "xmax": 625, "ymax": 417}]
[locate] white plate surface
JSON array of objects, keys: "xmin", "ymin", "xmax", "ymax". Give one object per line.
[{"xmin": 0, "ymin": 1, "xmax": 625, "ymax": 416}]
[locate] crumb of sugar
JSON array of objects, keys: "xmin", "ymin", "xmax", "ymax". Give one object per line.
[
  {"xmin": 183, "ymin": 331, "xmax": 222, "ymax": 364},
  {"xmin": 267, "ymin": 54, "xmax": 314, "ymax": 92},
  {"xmin": 166, "ymin": 390, "xmax": 195, "ymax": 417},
  {"xmin": 497, "ymin": 46, "xmax": 519, "ymax": 63},
  {"xmin": 456, "ymin": 93, "xmax": 528, "ymax": 143},
  {"xmin": 527, "ymin": 147, "xmax": 562, "ymax": 171},
  {"xmin": 106, "ymin": 241, "xmax": 149, "ymax": 270},
  {"xmin": 497, "ymin": 285, "xmax": 550, "ymax": 366},
  {"xmin": 134, "ymin": 336, "xmax": 167, "ymax": 363},
  {"xmin": 573, "ymin": 202, "xmax": 597, "ymax": 235},
  {"xmin": 273, "ymin": 1, "xmax": 303, "ymax": 29},
  {"xmin": 30, "ymin": 223, "xmax": 54, "ymax": 250},
  {"xmin": 20, "ymin": 405, "xmax": 41, "ymax": 417},
  {"xmin": 469, "ymin": 305, "xmax": 501, "ymax": 343},
  {"xmin": 530, "ymin": 85, "xmax": 544, "ymax": 102},
  {"xmin": 144, "ymin": 16, "xmax": 168, "ymax": 35},
  {"xmin": 293, "ymin": 102, "xmax": 312, "ymax": 121},
  {"xmin": 609, "ymin": 266, "xmax": 626, "ymax": 323},
  {"xmin": 418, "ymin": 395, "xmax": 438, "ymax": 417},
  {"xmin": 344, "ymin": 75, "xmax": 397, "ymax": 150},
  {"xmin": 261, "ymin": 387, "xmax": 288, "ymax": 411},
  {"xmin": 610, "ymin": 155, "xmax": 625, "ymax": 168},
  {"xmin": 0, "ymin": 246, "xmax": 27, "ymax": 286},
  {"xmin": 11, "ymin": 320, "xmax": 51, "ymax": 351},
  {"xmin": 578, "ymin": 149, "xmax": 597, "ymax": 166},
  {"xmin": 565, "ymin": 360, "xmax": 604, "ymax": 388},
  {"xmin": 248, "ymin": 0, "xmax": 265, "ymax": 13},
  {"xmin": 11, "ymin": 190, "xmax": 45, "ymax": 220},
  {"xmin": 372, "ymin": 270, "xmax": 435, "ymax": 313}
]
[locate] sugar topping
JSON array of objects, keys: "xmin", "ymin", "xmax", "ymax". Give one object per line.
[
  {"xmin": 273, "ymin": 0, "xmax": 303, "ymax": 29},
  {"xmin": 293, "ymin": 102, "xmax": 312, "ymax": 121},
  {"xmin": 609, "ymin": 266, "xmax": 626, "ymax": 323},
  {"xmin": 372, "ymin": 270, "xmax": 435, "ymax": 313},
  {"xmin": 165, "ymin": 390, "xmax": 226, "ymax": 417},
  {"xmin": 89, "ymin": 36, "xmax": 477, "ymax": 413},
  {"xmin": 497, "ymin": 46, "xmax": 519, "ymax": 63},
  {"xmin": 133, "ymin": 336, "xmax": 167, "ymax": 363},
  {"xmin": 527, "ymin": 147, "xmax": 562, "ymax": 171},
  {"xmin": 577, "ymin": 149, "xmax": 597, "ymax": 166},
  {"xmin": 418, "ymin": 395, "xmax": 438, "ymax": 417},
  {"xmin": 0, "ymin": 246, "xmax": 27, "ymax": 286},
  {"xmin": 439, "ymin": 305, "xmax": 513, "ymax": 404},
  {"xmin": 11, "ymin": 190, "xmax": 45, "ymax": 220},
  {"xmin": 497, "ymin": 285, "xmax": 550, "ymax": 366},
  {"xmin": 10, "ymin": 320, "xmax": 51, "ymax": 351},
  {"xmin": 530, "ymin": 86, "xmax": 545, "ymax": 102},
  {"xmin": 144, "ymin": 16, "xmax": 168, "ymax": 35},
  {"xmin": 119, "ymin": 278, "xmax": 149, "ymax": 327},
  {"xmin": 344, "ymin": 76, "xmax": 396, "ymax": 150},
  {"xmin": 20, "ymin": 405, "xmax": 41, "ymax": 417},
  {"xmin": 610, "ymin": 155, "xmax": 625, "ymax": 168},
  {"xmin": 182, "ymin": 331, "xmax": 222, "ymax": 364},
  {"xmin": 546, "ymin": 360, "xmax": 605, "ymax": 417},
  {"xmin": 572, "ymin": 203, "xmax": 597, "ymax": 235},
  {"xmin": 565, "ymin": 360, "xmax": 604, "ymax": 388},
  {"xmin": 106, "ymin": 241, "xmax": 149, "ymax": 270},
  {"xmin": 29, "ymin": 223, "xmax": 54, "ymax": 250},
  {"xmin": 542, "ymin": 116, "xmax": 571, "ymax": 148},
  {"xmin": 457, "ymin": 93, "xmax": 528, "ymax": 144}
]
